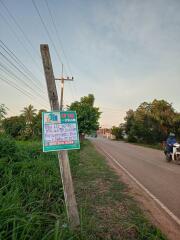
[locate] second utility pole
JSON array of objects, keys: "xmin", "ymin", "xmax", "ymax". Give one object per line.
[{"xmin": 55, "ymin": 64, "xmax": 73, "ymax": 110}]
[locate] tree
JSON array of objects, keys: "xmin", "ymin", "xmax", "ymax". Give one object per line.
[
  {"xmin": 2, "ymin": 108, "xmax": 46, "ymax": 140},
  {"xmin": 124, "ymin": 109, "xmax": 135, "ymax": 133},
  {"xmin": 20, "ymin": 104, "xmax": 37, "ymax": 138},
  {"xmin": 150, "ymin": 99, "xmax": 175, "ymax": 138},
  {"xmin": 172, "ymin": 113, "xmax": 180, "ymax": 141},
  {"xmin": 81, "ymin": 94, "xmax": 95, "ymax": 106},
  {"xmin": 111, "ymin": 126, "xmax": 123, "ymax": 140},
  {"xmin": 2, "ymin": 116, "xmax": 26, "ymax": 138},
  {"xmin": 21, "ymin": 104, "xmax": 37, "ymax": 124},
  {"xmin": 124, "ymin": 99, "xmax": 178, "ymax": 144},
  {"xmin": 32, "ymin": 109, "xmax": 47, "ymax": 139},
  {"xmin": 68, "ymin": 94, "xmax": 101, "ymax": 139}
]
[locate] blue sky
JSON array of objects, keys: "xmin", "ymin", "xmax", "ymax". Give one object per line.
[{"xmin": 0, "ymin": 0, "xmax": 180, "ymax": 127}]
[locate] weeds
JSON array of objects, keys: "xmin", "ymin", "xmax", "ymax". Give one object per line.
[
  {"xmin": 0, "ymin": 136, "xmax": 77, "ymax": 240},
  {"xmin": 0, "ymin": 136, "xmax": 167, "ymax": 239}
]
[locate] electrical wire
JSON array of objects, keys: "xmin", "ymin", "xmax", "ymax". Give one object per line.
[
  {"xmin": 0, "ymin": 64, "xmax": 48, "ymax": 106},
  {"xmin": 33, "ymin": 0, "xmax": 76, "ymax": 103},
  {"xmin": 44, "ymin": 0, "xmax": 72, "ymax": 76},
  {"xmin": 0, "ymin": 74, "xmax": 48, "ymax": 109},
  {"xmin": 0, "ymin": 1, "xmax": 51, "ymax": 109},
  {"xmin": 0, "ymin": 63, "xmax": 47, "ymax": 104},
  {"xmin": 0, "ymin": 0, "xmax": 41, "ymax": 60},
  {"xmin": 31, "ymin": 0, "xmax": 63, "ymax": 66},
  {"xmin": 0, "ymin": 40, "xmax": 47, "ymax": 92},
  {"xmin": 44, "ymin": 0, "xmax": 77, "ymax": 101},
  {"xmin": 0, "ymin": 71, "xmax": 37, "ymax": 99},
  {"xmin": 0, "ymin": 0, "xmax": 77, "ymax": 110},
  {"xmin": 0, "ymin": 11, "xmax": 44, "ymax": 77},
  {"xmin": 0, "ymin": 50, "xmax": 47, "ymax": 101}
]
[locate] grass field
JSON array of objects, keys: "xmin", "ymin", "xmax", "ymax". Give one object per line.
[{"xmin": 0, "ymin": 135, "xmax": 167, "ymax": 239}]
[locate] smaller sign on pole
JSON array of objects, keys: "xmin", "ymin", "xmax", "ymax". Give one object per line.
[{"xmin": 42, "ymin": 111, "xmax": 80, "ymax": 152}]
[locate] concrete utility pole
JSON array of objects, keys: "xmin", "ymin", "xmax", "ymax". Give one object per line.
[
  {"xmin": 40, "ymin": 44, "xmax": 79, "ymax": 229},
  {"xmin": 55, "ymin": 64, "xmax": 73, "ymax": 110}
]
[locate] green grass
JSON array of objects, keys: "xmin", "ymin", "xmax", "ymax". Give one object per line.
[
  {"xmin": 0, "ymin": 140, "xmax": 76, "ymax": 240},
  {"xmin": 0, "ymin": 137, "xmax": 167, "ymax": 239}
]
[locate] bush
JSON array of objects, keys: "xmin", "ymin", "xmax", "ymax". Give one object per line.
[
  {"xmin": 0, "ymin": 134, "xmax": 17, "ymax": 160},
  {"xmin": 15, "ymin": 141, "xmax": 42, "ymax": 161},
  {"xmin": 111, "ymin": 126, "xmax": 123, "ymax": 140},
  {"xmin": 0, "ymin": 140, "xmax": 71, "ymax": 240}
]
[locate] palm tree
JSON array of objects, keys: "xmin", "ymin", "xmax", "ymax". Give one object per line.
[{"xmin": 21, "ymin": 104, "xmax": 37, "ymax": 124}]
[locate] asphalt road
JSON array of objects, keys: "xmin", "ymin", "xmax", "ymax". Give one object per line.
[{"xmin": 91, "ymin": 137, "xmax": 180, "ymax": 222}]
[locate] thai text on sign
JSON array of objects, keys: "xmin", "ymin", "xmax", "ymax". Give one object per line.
[{"xmin": 42, "ymin": 111, "xmax": 80, "ymax": 152}]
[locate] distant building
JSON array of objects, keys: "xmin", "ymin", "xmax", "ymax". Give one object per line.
[{"xmin": 97, "ymin": 128, "xmax": 115, "ymax": 140}]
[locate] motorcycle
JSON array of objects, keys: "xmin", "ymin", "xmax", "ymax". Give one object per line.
[{"xmin": 164, "ymin": 143, "xmax": 180, "ymax": 164}]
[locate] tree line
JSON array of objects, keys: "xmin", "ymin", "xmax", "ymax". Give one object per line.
[
  {"xmin": 2, "ymin": 97, "xmax": 178, "ymax": 145},
  {"xmin": 111, "ymin": 99, "xmax": 180, "ymax": 144},
  {"xmin": 0, "ymin": 94, "xmax": 101, "ymax": 140},
  {"xmin": 0, "ymin": 104, "xmax": 45, "ymax": 140}
]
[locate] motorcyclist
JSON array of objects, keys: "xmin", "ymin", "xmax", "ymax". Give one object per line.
[{"xmin": 165, "ymin": 133, "xmax": 177, "ymax": 154}]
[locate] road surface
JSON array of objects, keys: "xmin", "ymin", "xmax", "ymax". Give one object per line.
[{"xmin": 91, "ymin": 137, "xmax": 180, "ymax": 224}]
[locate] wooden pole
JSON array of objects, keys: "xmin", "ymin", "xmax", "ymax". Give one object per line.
[{"xmin": 40, "ymin": 44, "xmax": 80, "ymax": 228}]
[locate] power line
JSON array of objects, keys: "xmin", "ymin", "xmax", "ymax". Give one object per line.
[
  {"xmin": 0, "ymin": 1, "xmax": 49, "ymax": 109},
  {"xmin": 33, "ymin": 0, "xmax": 77, "ymax": 102},
  {"xmin": 0, "ymin": 10, "xmax": 44, "ymax": 77},
  {"xmin": 0, "ymin": 51, "xmax": 37, "ymax": 92},
  {"xmin": 44, "ymin": 0, "xmax": 72, "ymax": 75},
  {"xmin": 0, "ymin": 74, "xmax": 47, "ymax": 109},
  {"xmin": 0, "ymin": 64, "xmax": 48, "ymax": 106},
  {"xmin": 0, "ymin": 40, "xmax": 45, "ymax": 87},
  {"xmin": 0, "ymin": 71, "xmax": 36, "ymax": 99},
  {"xmin": 0, "ymin": 50, "xmax": 47, "ymax": 102},
  {"xmin": 31, "ymin": 0, "xmax": 63, "ymax": 66},
  {"xmin": 0, "ymin": 8, "xmax": 49, "ymax": 100},
  {"xmin": 0, "ymin": 0, "xmax": 41, "ymax": 60},
  {"xmin": 0, "ymin": 0, "xmax": 77, "ymax": 107},
  {"xmin": 0, "ymin": 62, "xmax": 36, "ymax": 98},
  {"xmin": 0, "ymin": 40, "xmax": 47, "ymax": 92},
  {"xmin": 44, "ymin": 0, "xmax": 77, "ymax": 101},
  {"xmin": 0, "ymin": 63, "xmax": 47, "ymax": 103}
]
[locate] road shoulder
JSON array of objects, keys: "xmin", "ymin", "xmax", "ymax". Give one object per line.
[{"xmin": 93, "ymin": 143, "xmax": 180, "ymax": 240}]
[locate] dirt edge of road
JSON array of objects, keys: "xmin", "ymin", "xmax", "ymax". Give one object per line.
[{"xmin": 94, "ymin": 144, "xmax": 180, "ymax": 240}]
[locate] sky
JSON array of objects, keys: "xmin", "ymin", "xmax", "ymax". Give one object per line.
[{"xmin": 0, "ymin": 0, "xmax": 180, "ymax": 127}]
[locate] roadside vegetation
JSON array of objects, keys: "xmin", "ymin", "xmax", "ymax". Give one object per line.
[
  {"xmin": 111, "ymin": 99, "xmax": 180, "ymax": 144},
  {"xmin": 0, "ymin": 98, "xmax": 168, "ymax": 239},
  {"xmin": 68, "ymin": 94, "xmax": 101, "ymax": 139},
  {"xmin": 0, "ymin": 134, "xmax": 71, "ymax": 239},
  {"xmin": 0, "ymin": 134, "xmax": 167, "ymax": 239},
  {"xmin": 0, "ymin": 94, "xmax": 100, "ymax": 141}
]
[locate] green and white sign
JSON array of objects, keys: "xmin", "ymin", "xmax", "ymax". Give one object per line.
[{"xmin": 42, "ymin": 111, "xmax": 80, "ymax": 152}]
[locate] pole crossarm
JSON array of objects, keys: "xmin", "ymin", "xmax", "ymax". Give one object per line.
[{"xmin": 55, "ymin": 77, "xmax": 74, "ymax": 81}]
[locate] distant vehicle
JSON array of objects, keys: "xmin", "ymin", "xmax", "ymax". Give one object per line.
[{"xmin": 164, "ymin": 143, "xmax": 180, "ymax": 164}]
